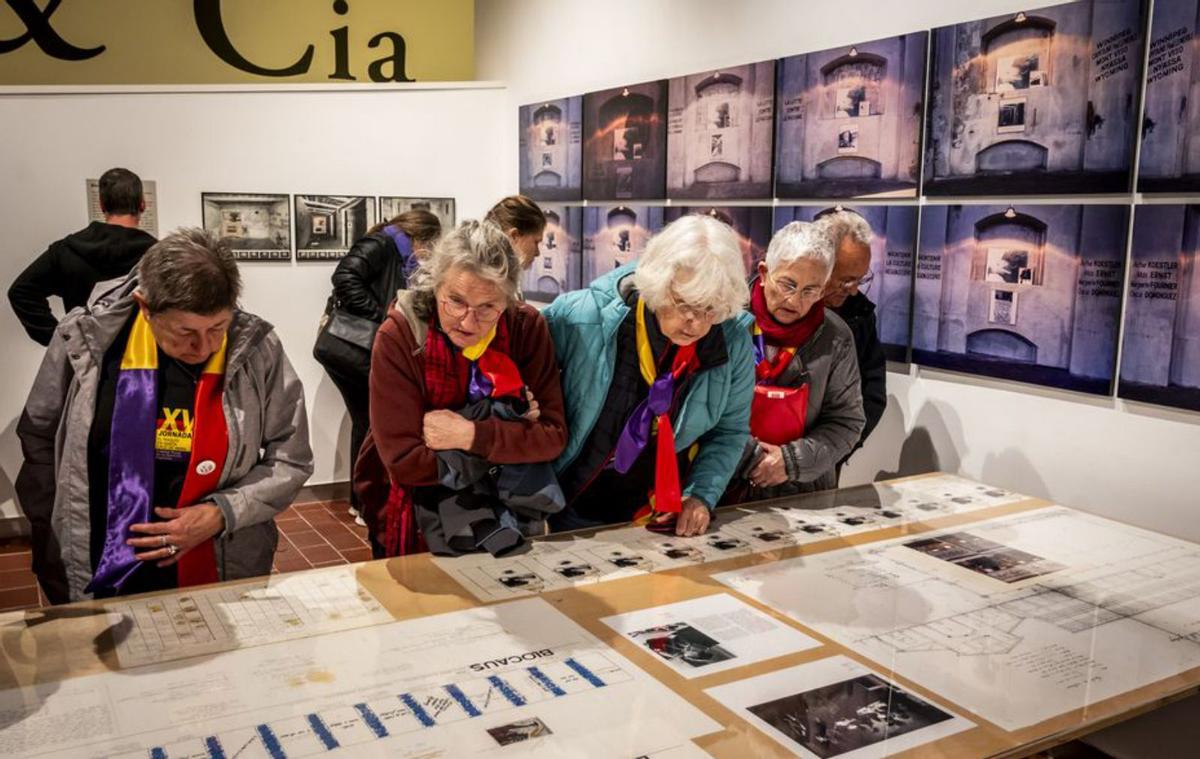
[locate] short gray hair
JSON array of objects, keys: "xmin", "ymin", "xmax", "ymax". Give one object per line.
[
  {"xmin": 137, "ymin": 227, "xmax": 241, "ymax": 314},
  {"xmin": 819, "ymin": 209, "xmax": 873, "ymax": 250},
  {"xmin": 633, "ymin": 214, "xmax": 749, "ymax": 323},
  {"xmin": 410, "ymin": 220, "xmax": 520, "ymax": 319},
  {"xmin": 765, "ymin": 221, "xmax": 836, "ymax": 282}
]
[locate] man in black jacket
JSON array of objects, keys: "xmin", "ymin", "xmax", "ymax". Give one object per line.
[
  {"xmin": 9, "ymin": 168, "xmax": 155, "ymax": 346},
  {"xmin": 818, "ymin": 210, "xmax": 887, "ymax": 461}
]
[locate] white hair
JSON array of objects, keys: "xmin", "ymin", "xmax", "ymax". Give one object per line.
[
  {"xmin": 765, "ymin": 221, "xmax": 836, "ymax": 283},
  {"xmin": 633, "ymin": 214, "xmax": 749, "ymax": 322},
  {"xmin": 819, "ymin": 209, "xmax": 873, "ymax": 250}
]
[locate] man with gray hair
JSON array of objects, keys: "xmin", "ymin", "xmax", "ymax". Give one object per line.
[
  {"xmin": 818, "ymin": 210, "xmax": 887, "ymax": 458},
  {"xmin": 16, "ymin": 228, "xmax": 313, "ymax": 603}
]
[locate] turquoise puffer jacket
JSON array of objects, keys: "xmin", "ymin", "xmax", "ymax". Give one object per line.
[{"xmin": 543, "ymin": 263, "xmax": 754, "ymax": 508}]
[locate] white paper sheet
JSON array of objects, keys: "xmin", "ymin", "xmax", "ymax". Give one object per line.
[
  {"xmin": 601, "ymin": 593, "xmax": 820, "ymax": 678},
  {"xmin": 706, "ymin": 655, "xmax": 973, "ymax": 758},
  {"xmin": 0, "ymin": 597, "xmax": 720, "ymax": 758},
  {"xmin": 715, "ymin": 506, "xmax": 1200, "ymax": 731}
]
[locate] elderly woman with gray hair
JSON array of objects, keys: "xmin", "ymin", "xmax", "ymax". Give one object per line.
[
  {"xmin": 723, "ymin": 221, "xmax": 865, "ymax": 503},
  {"xmin": 16, "ymin": 228, "xmax": 313, "ymax": 603},
  {"xmin": 354, "ymin": 220, "xmax": 567, "ymax": 558},
  {"xmin": 544, "ymin": 214, "xmax": 755, "ymax": 537}
]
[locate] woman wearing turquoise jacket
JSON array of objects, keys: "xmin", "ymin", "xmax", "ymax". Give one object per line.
[{"xmin": 543, "ymin": 214, "xmax": 755, "ymax": 537}]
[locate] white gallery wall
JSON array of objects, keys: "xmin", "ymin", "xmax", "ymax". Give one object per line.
[
  {"xmin": 0, "ymin": 84, "xmax": 508, "ymax": 520},
  {"xmin": 477, "ymin": 0, "xmax": 1200, "ymax": 543}
]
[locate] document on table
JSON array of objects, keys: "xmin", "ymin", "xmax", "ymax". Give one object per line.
[{"xmin": 0, "ymin": 597, "xmax": 720, "ymax": 758}]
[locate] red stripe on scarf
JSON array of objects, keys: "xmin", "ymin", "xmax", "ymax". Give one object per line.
[{"xmin": 175, "ymin": 370, "xmax": 228, "ymax": 586}]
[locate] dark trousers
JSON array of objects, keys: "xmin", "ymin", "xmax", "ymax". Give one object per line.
[{"xmin": 323, "ymin": 362, "xmax": 371, "ymax": 509}]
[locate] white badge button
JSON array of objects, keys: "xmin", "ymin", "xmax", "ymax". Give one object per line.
[{"xmin": 196, "ymin": 460, "xmax": 217, "ymax": 476}]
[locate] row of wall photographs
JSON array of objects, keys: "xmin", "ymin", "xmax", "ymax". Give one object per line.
[
  {"xmin": 199, "ymin": 193, "xmax": 457, "ymax": 261},
  {"xmin": 521, "ymin": 0, "xmax": 1200, "ymax": 201},
  {"xmin": 525, "ymin": 201, "xmax": 1200, "ymax": 414}
]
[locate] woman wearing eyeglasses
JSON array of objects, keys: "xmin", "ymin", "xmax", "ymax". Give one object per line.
[
  {"xmin": 353, "ymin": 221, "xmax": 567, "ymax": 558},
  {"xmin": 543, "ymin": 215, "xmax": 755, "ymax": 537},
  {"xmin": 723, "ymin": 221, "xmax": 865, "ymax": 503}
]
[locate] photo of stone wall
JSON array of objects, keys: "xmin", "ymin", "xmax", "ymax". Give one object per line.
[{"xmin": 519, "ymin": 96, "xmax": 584, "ymax": 201}]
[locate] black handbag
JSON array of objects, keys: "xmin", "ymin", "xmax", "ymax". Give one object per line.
[{"xmin": 313, "ymin": 234, "xmax": 405, "ymax": 378}]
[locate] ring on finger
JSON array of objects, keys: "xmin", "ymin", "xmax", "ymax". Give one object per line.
[
  {"xmin": 159, "ymin": 535, "xmax": 168, "ymax": 547},
  {"xmin": 165, "ymin": 544, "xmax": 178, "ymax": 557}
]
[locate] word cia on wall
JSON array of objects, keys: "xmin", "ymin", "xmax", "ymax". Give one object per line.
[{"xmin": 0, "ymin": 0, "xmax": 473, "ymax": 84}]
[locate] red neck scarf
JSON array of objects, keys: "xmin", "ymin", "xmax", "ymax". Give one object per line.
[{"xmin": 750, "ymin": 277, "xmax": 824, "ymax": 383}]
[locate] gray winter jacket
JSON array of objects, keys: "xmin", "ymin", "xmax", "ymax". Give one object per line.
[
  {"xmin": 732, "ymin": 309, "xmax": 866, "ymax": 499},
  {"xmin": 15, "ymin": 278, "xmax": 314, "ymax": 603}
]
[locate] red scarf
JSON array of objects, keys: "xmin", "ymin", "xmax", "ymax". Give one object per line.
[{"xmin": 750, "ymin": 277, "xmax": 824, "ymax": 382}]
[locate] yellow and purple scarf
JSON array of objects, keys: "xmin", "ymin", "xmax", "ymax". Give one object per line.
[{"xmin": 87, "ymin": 310, "xmax": 229, "ymax": 594}]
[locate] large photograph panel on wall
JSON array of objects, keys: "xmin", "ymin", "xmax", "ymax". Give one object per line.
[
  {"xmin": 294, "ymin": 195, "xmax": 376, "ymax": 261},
  {"xmin": 522, "ymin": 205, "xmax": 583, "ymax": 303},
  {"xmin": 519, "ymin": 96, "xmax": 583, "ymax": 201},
  {"xmin": 664, "ymin": 206, "xmax": 772, "ymax": 276},
  {"xmin": 914, "ymin": 204, "xmax": 1128, "ymax": 395},
  {"xmin": 776, "ymin": 32, "xmax": 927, "ymax": 199},
  {"xmin": 666, "ymin": 61, "xmax": 775, "ymax": 199},
  {"xmin": 583, "ymin": 80, "xmax": 669, "ymax": 200},
  {"xmin": 582, "ymin": 204, "xmax": 665, "ymax": 284},
  {"xmin": 201, "ymin": 192, "xmax": 292, "ymax": 262},
  {"xmin": 774, "ymin": 205, "xmax": 917, "ymax": 362},
  {"xmin": 1119, "ymin": 205, "xmax": 1200, "ymax": 411},
  {"xmin": 378, "ymin": 196, "xmax": 456, "ymax": 233},
  {"xmin": 924, "ymin": 0, "xmax": 1147, "ymax": 196},
  {"xmin": 1138, "ymin": 0, "xmax": 1200, "ymax": 193}
]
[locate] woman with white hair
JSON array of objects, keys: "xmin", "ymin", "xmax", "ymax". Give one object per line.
[
  {"xmin": 723, "ymin": 221, "xmax": 865, "ymax": 502},
  {"xmin": 544, "ymin": 214, "xmax": 754, "ymax": 537}
]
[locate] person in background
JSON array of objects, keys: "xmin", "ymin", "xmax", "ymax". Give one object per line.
[
  {"xmin": 16, "ymin": 229, "xmax": 313, "ymax": 603},
  {"xmin": 314, "ymin": 210, "xmax": 442, "ymax": 525},
  {"xmin": 486, "ymin": 195, "xmax": 546, "ymax": 268},
  {"xmin": 819, "ymin": 210, "xmax": 886, "ymax": 460},
  {"xmin": 724, "ymin": 221, "xmax": 864, "ymax": 502},
  {"xmin": 353, "ymin": 221, "xmax": 567, "ymax": 558},
  {"xmin": 9, "ymin": 168, "xmax": 156, "ymax": 346},
  {"xmin": 544, "ymin": 215, "xmax": 754, "ymax": 537}
]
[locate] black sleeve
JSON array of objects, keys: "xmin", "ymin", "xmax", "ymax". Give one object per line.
[
  {"xmin": 331, "ymin": 237, "xmax": 393, "ymax": 321},
  {"xmin": 7, "ymin": 246, "xmax": 62, "ymax": 346},
  {"xmin": 856, "ymin": 318, "xmax": 888, "ymax": 445}
]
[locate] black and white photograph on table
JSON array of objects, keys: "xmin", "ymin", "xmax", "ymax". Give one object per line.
[
  {"xmin": 521, "ymin": 205, "xmax": 583, "ymax": 303},
  {"xmin": 1119, "ymin": 204, "xmax": 1200, "ymax": 412},
  {"xmin": 666, "ymin": 60, "xmax": 776, "ymax": 199},
  {"xmin": 583, "ymin": 80, "xmax": 669, "ymax": 200},
  {"xmin": 294, "ymin": 195, "xmax": 376, "ymax": 261},
  {"xmin": 378, "ymin": 196, "xmax": 456, "ymax": 233},
  {"xmin": 664, "ymin": 206, "xmax": 772, "ymax": 276},
  {"xmin": 519, "ymin": 96, "xmax": 584, "ymax": 201},
  {"xmin": 581, "ymin": 204, "xmax": 665, "ymax": 283},
  {"xmin": 924, "ymin": 0, "xmax": 1147, "ymax": 196},
  {"xmin": 201, "ymin": 192, "xmax": 292, "ymax": 262},
  {"xmin": 775, "ymin": 32, "xmax": 928, "ymax": 199},
  {"xmin": 904, "ymin": 531, "xmax": 1067, "ymax": 584},
  {"xmin": 487, "ymin": 717, "xmax": 552, "ymax": 746},
  {"xmin": 629, "ymin": 622, "xmax": 736, "ymax": 668},
  {"xmin": 1138, "ymin": 0, "xmax": 1200, "ymax": 193},
  {"xmin": 773, "ymin": 205, "xmax": 917, "ymax": 363},
  {"xmin": 914, "ymin": 204, "xmax": 1128, "ymax": 395}
]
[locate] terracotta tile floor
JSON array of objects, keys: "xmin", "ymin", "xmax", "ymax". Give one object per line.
[{"xmin": 0, "ymin": 499, "xmax": 368, "ymax": 613}]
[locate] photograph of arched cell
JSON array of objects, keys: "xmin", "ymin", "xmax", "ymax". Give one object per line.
[
  {"xmin": 201, "ymin": 192, "xmax": 292, "ymax": 262},
  {"xmin": 581, "ymin": 204, "xmax": 665, "ymax": 284},
  {"xmin": 519, "ymin": 96, "xmax": 583, "ymax": 201},
  {"xmin": 583, "ymin": 80, "xmax": 669, "ymax": 200},
  {"xmin": 294, "ymin": 195, "xmax": 376, "ymax": 261},
  {"xmin": 1119, "ymin": 205, "xmax": 1200, "ymax": 411},
  {"xmin": 924, "ymin": 1, "xmax": 1147, "ymax": 196},
  {"xmin": 378, "ymin": 196, "xmax": 456, "ymax": 233},
  {"xmin": 664, "ymin": 206, "xmax": 772, "ymax": 275},
  {"xmin": 914, "ymin": 204, "xmax": 1128, "ymax": 395},
  {"xmin": 774, "ymin": 205, "xmax": 917, "ymax": 363},
  {"xmin": 1138, "ymin": 0, "xmax": 1200, "ymax": 193},
  {"xmin": 521, "ymin": 205, "xmax": 583, "ymax": 303},
  {"xmin": 775, "ymin": 32, "xmax": 927, "ymax": 199},
  {"xmin": 666, "ymin": 61, "xmax": 776, "ymax": 199}
]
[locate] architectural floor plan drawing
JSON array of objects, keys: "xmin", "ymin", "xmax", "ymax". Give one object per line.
[
  {"xmin": 0, "ymin": 598, "xmax": 719, "ymax": 758},
  {"xmin": 105, "ymin": 565, "xmax": 392, "ymax": 668},
  {"xmin": 434, "ymin": 475, "xmax": 1026, "ymax": 603},
  {"xmin": 715, "ymin": 506, "xmax": 1200, "ymax": 731}
]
